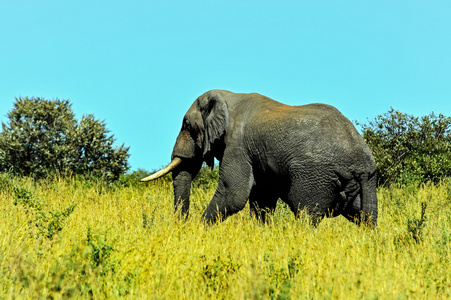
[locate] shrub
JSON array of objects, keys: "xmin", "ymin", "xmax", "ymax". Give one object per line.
[
  {"xmin": 86, "ymin": 226, "xmax": 117, "ymax": 274},
  {"xmin": 13, "ymin": 186, "xmax": 77, "ymax": 240},
  {"xmin": 192, "ymin": 165, "xmax": 219, "ymax": 189},
  {"xmin": 0, "ymin": 97, "xmax": 129, "ymax": 181},
  {"xmin": 361, "ymin": 108, "xmax": 451, "ymax": 186},
  {"xmin": 407, "ymin": 202, "xmax": 428, "ymax": 244}
]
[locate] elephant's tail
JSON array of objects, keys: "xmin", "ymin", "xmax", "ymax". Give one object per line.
[{"xmin": 359, "ymin": 171, "xmax": 378, "ymax": 226}]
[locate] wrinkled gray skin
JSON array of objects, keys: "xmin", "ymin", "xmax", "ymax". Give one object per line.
[{"xmin": 169, "ymin": 90, "xmax": 377, "ymax": 226}]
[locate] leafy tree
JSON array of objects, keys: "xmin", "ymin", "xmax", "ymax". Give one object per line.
[
  {"xmin": 361, "ymin": 108, "xmax": 451, "ymax": 186},
  {"xmin": 73, "ymin": 114, "xmax": 129, "ymax": 180},
  {"xmin": 0, "ymin": 97, "xmax": 129, "ymax": 181}
]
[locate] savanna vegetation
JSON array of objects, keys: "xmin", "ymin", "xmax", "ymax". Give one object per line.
[
  {"xmin": 1, "ymin": 173, "xmax": 450, "ymax": 299},
  {"xmin": 1, "ymin": 98, "xmax": 451, "ymax": 298}
]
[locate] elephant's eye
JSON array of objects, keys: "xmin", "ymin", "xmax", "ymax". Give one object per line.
[{"xmin": 184, "ymin": 119, "xmax": 192, "ymax": 130}]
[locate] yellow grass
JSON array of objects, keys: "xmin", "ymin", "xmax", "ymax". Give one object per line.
[{"xmin": 1, "ymin": 174, "xmax": 450, "ymax": 299}]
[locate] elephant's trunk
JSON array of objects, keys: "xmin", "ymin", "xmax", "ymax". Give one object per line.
[
  {"xmin": 140, "ymin": 157, "xmax": 182, "ymax": 182},
  {"xmin": 172, "ymin": 159, "xmax": 203, "ymax": 218},
  {"xmin": 172, "ymin": 168, "xmax": 193, "ymax": 218},
  {"xmin": 141, "ymin": 154, "xmax": 201, "ymax": 218}
]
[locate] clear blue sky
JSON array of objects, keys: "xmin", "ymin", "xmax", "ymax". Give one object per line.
[{"xmin": 1, "ymin": 1, "xmax": 450, "ymax": 171}]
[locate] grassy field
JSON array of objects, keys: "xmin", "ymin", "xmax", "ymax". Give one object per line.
[{"xmin": 1, "ymin": 173, "xmax": 450, "ymax": 299}]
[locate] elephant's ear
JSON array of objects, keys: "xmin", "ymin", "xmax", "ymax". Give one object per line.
[{"xmin": 200, "ymin": 92, "xmax": 230, "ymax": 156}]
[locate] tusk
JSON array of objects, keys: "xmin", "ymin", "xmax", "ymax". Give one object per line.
[{"xmin": 140, "ymin": 157, "xmax": 182, "ymax": 182}]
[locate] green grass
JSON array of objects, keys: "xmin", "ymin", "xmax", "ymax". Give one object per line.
[{"xmin": 1, "ymin": 173, "xmax": 450, "ymax": 299}]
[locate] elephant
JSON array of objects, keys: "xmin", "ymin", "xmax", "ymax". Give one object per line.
[{"xmin": 141, "ymin": 90, "xmax": 378, "ymax": 226}]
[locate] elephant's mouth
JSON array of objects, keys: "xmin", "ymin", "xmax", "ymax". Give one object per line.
[{"xmin": 140, "ymin": 157, "xmax": 182, "ymax": 182}]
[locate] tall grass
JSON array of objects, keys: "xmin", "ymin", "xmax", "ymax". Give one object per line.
[{"xmin": 1, "ymin": 173, "xmax": 450, "ymax": 299}]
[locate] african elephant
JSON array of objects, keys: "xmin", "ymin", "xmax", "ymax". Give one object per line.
[{"xmin": 142, "ymin": 90, "xmax": 378, "ymax": 226}]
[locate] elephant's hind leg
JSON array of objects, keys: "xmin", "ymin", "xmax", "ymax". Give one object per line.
[
  {"xmin": 249, "ymin": 185, "xmax": 278, "ymax": 223},
  {"xmin": 359, "ymin": 173, "xmax": 378, "ymax": 226},
  {"xmin": 287, "ymin": 175, "xmax": 336, "ymax": 226},
  {"xmin": 340, "ymin": 195, "xmax": 363, "ymax": 224}
]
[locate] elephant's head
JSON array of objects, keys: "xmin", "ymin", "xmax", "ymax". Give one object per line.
[{"xmin": 141, "ymin": 90, "xmax": 230, "ymax": 216}]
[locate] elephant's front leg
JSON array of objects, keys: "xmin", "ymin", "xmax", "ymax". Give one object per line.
[{"xmin": 202, "ymin": 156, "xmax": 254, "ymax": 224}]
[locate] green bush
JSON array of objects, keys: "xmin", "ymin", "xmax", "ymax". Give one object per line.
[
  {"xmin": 0, "ymin": 97, "xmax": 129, "ymax": 181},
  {"xmin": 361, "ymin": 108, "xmax": 451, "ymax": 186},
  {"xmin": 192, "ymin": 165, "xmax": 219, "ymax": 189},
  {"xmin": 407, "ymin": 202, "xmax": 428, "ymax": 244},
  {"xmin": 13, "ymin": 186, "xmax": 76, "ymax": 240},
  {"xmin": 86, "ymin": 226, "xmax": 117, "ymax": 274}
]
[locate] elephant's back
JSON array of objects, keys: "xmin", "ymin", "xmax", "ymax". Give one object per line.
[
  {"xmin": 297, "ymin": 103, "xmax": 374, "ymax": 161},
  {"xmin": 247, "ymin": 101, "xmax": 375, "ymax": 175},
  {"xmin": 294, "ymin": 103, "xmax": 376, "ymax": 174},
  {"xmin": 255, "ymin": 101, "xmax": 358, "ymax": 140}
]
